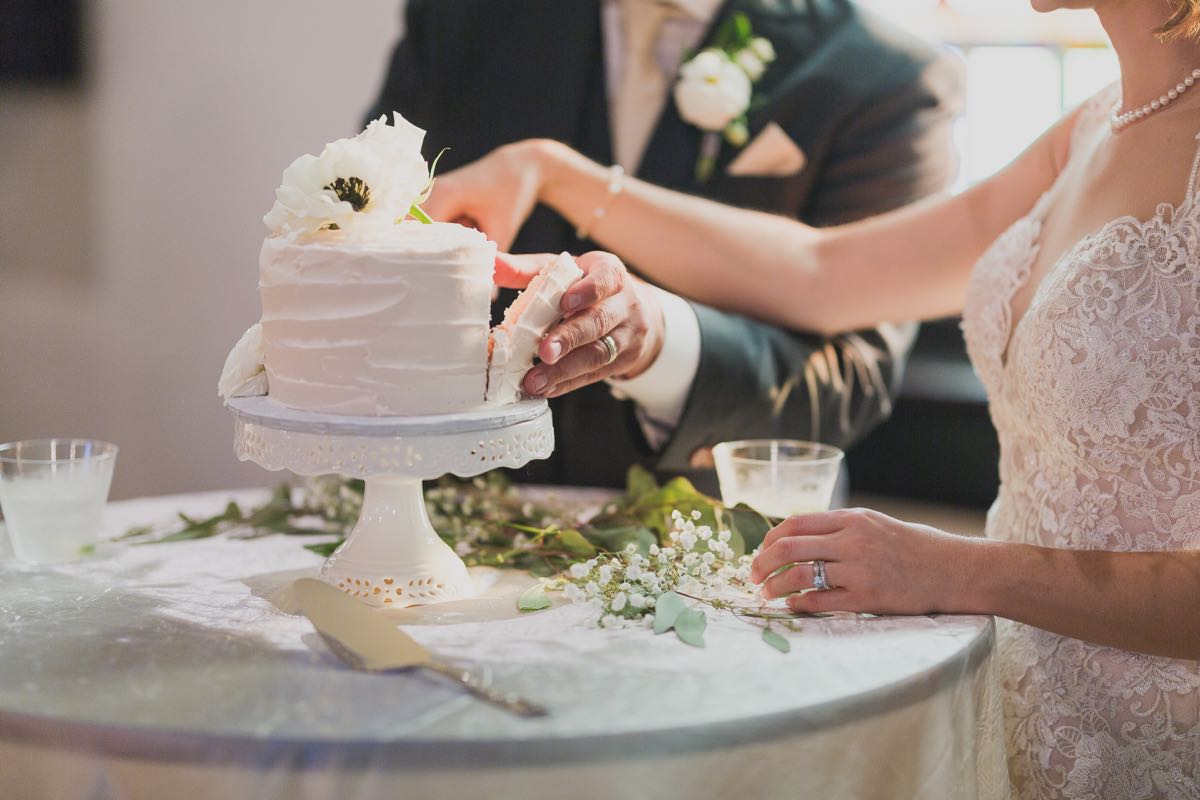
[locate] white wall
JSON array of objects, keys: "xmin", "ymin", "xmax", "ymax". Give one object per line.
[{"xmin": 0, "ymin": 1, "xmax": 401, "ymax": 499}]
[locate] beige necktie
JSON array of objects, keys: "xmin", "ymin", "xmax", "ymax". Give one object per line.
[{"xmin": 613, "ymin": 0, "xmax": 676, "ymax": 173}]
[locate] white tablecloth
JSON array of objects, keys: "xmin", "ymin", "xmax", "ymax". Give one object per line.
[{"xmin": 0, "ymin": 489, "xmax": 1011, "ymax": 800}]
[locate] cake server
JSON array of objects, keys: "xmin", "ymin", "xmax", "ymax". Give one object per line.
[{"xmin": 293, "ymin": 578, "xmax": 548, "ymax": 718}]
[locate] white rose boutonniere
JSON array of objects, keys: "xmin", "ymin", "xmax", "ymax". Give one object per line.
[
  {"xmin": 263, "ymin": 112, "xmax": 442, "ymax": 238},
  {"xmin": 673, "ymin": 14, "xmax": 777, "ymax": 182},
  {"xmin": 674, "ymin": 51, "xmax": 752, "ymax": 133}
]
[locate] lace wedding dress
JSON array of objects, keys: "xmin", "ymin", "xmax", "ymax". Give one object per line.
[{"xmin": 962, "ymin": 86, "xmax": 1200, "ymax": 799}]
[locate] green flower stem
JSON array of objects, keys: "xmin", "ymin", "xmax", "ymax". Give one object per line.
[{"xmin": 409, "ymin": 204, "xmax": 434, "ymax": 224}]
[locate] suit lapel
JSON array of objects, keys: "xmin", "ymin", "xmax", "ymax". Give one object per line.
[
  {"xmin": 634, "ymin": 0, "xmax": 741, "ymax": 191},
  {"xmin": 637, "ymin": 0, "xmax": 827, "ymax": 191}
]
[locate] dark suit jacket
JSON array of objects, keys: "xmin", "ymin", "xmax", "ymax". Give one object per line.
[{"xmin": 367, "ymin": 0, "xmax": 962, "ymax": 490}]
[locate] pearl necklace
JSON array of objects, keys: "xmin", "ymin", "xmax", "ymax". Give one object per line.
[{"xmin": 1111, "ymin": 67, "xmax": 1200, "ymax": 132}]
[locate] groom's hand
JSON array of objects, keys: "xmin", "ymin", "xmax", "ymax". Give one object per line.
[
  {"xmin": 425, "ymin": 141, "xmax": 551, "ymax": 251},
  {"xmin": 512, "ymin": 252, "xmax": 665, "ymax": 398}
]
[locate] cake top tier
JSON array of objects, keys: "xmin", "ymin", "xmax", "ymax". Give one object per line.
[{"xmin": 263, "ymin": 112, "xmax": 439, "ymax": 242}]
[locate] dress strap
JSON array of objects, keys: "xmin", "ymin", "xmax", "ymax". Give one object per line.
[{"xmin": 1070, "ymin": 83, "xmax": 1120, "ymax": 152}]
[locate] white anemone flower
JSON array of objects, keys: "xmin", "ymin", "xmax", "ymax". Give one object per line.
[{"xmin": 263, "ymin": 112, "xmax": 430, "ymax": 238}]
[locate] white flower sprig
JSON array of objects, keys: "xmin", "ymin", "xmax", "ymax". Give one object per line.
[
  {"xmin": 673, "ymin": 13, "xmax": 777, "ymax": 182},
  {"xmin": 560, "ymin": 510, "xmax": 795, "ymax": 651}
]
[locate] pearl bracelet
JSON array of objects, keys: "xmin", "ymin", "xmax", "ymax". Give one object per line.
[{"xmin": 575, "ymin": 164, "xmax": 625, "ymax": 241}]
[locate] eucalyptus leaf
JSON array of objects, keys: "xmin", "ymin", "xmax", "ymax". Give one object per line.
[
  {"xmin": 653, "ymin": 591, "xmax": 687, "ymax": 634},
  {"xmin": 625, "ymin": 464, "xmax": 659, "ymax": 503},
  {"xmin": 722, "ymin": 503, "xmax": 773, "ymax": 555},
  {"xmin": 581, "ymin": 524, "xmax": 656, "ymax": 556},
  {"xmin": 517, "ymin": 582, "xmax": 552, "ymax": 612},
  {"xmin": 762, "ymin": 627, "xmax": 791, "ymax": 654},
  {"xmin": 674, "ymin": 608, "xmax": 707, "ymax": 648},
  {"xmin": 555, "ymin": 528, "xmax": 597, "ymax": 558}
]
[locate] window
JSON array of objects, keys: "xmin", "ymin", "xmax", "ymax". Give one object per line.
[{"xmin": 856, "ymin": 0, "xmax": 1119, "ymax": 185}]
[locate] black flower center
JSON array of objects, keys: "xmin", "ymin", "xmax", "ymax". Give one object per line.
[{"xmin": 324, "ymin": 176, "xmax": 371, "ymax": 212}]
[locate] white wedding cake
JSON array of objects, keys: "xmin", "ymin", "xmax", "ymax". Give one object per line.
[{"xmin": 218, "ymin": 113, "xmax": 581, "ymax": 416}]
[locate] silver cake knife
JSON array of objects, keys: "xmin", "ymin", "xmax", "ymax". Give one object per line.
[{"xmin": 293, "ymin": 578, "xmax": 547, "ymax": 718}]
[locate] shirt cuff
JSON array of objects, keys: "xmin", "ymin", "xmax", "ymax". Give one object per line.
[{"xmin": 608, "ymin": 286, "xmax": 701, "ymax": 447}]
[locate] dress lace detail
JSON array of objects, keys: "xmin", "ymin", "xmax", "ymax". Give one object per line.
[{"xmin": 961, "ymin": 85, "xmax": 1200, "ymax": 799}]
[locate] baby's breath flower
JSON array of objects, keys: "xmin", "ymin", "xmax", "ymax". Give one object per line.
[
  {"xmin": 570, "ymin": 563, "xmax": 590, "ymax": 579},
  {"xmin": 611, "ymin": 592, "xmax": 628, "ymax": 612},
  {"xmin": 690, "ymin": 509, "xmax": 702, "ymax": 520},
  {"xmin": 598, "ymin": 564, "xmax": 613, "ymax": 584}
]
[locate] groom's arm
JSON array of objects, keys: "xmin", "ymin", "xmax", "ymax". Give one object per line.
[{"xmin": 652, "ymin": 310, "xmax": 915, "ymax": 472}]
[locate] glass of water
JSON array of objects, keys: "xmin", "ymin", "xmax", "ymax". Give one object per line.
[
  {"xmin": 0, "ymin": 439, "xmax": 119, "ymax": 564},
  {"xmin": 712, "ymin": 439, "xmax": 843, "ymax": 519}
]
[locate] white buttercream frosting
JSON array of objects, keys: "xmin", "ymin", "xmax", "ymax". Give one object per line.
[
  {"xmin": 217, "ymin": 323, "xmax": 268, "ymax": 399},
  {"xmin": 259, "ymin": 221, "xmax": 497, "ymax": 416},
  {"xmin": 486, "ymin": 253, "xmax": 584, "ymax": 405}
]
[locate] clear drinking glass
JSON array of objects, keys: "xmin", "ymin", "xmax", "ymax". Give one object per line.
[
  {"xmin": 712, "ymin": 439, "xmax": 843, "ymax": 519},
  {"xmin": 0, "ymin": 439, "xmax": 118, "ymax": 564}
]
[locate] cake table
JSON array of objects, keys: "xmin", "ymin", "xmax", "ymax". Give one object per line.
[
  {"xmin": 0, "ymin": 489, "xmax": 1011, "ymax": 800},
  {"xmin": 227, "ymin": 396, "xmax": 553, "ymax": 605}
]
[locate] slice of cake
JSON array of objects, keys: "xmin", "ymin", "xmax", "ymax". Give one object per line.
[{"xmin": 218, "ymin": 113, "xmax": 582, "ymax": 417}]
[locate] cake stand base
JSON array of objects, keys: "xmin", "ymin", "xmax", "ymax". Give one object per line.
[
  {"xmin": 227, "ymin": 396, "xmax": 554, "ymax": 607},
  {"xmin": 320, "ymin": 476, "xmax": 473, "ymax": 605}
]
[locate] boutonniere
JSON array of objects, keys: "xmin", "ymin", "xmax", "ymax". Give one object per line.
[{"xmin": 673, "ymin": 13, "xmax": 777, "ymax": 183}]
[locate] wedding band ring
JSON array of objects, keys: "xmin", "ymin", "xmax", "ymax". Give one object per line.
[
  {"xmin": 812, "ymin": 560, "xmax": 831, "ymax": 591},
  {"xmin": 600, "ymin": 334, "xmax": 619, "ymax": 366}
]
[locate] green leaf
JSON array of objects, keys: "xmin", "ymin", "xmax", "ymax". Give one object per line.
[
  {"xmin": 674, "ymin": 608, "xmax": 707, "ymax": 648},
  {"xmin": 725, "ymin": 503, "xmax": 772, "ymax": 553},
  {"xmin": 118, "ymin": 524, "xmax": 154, "ymax": 541},
  {"xmin": 581, "ymin": 524, "xmax": 656, "ymax": 556},
  {"xmin": 304, "ymin": 540, "xmax": 343, "ymax": 558},
  {"xmin": 762, "ymin": 627, "xmax": 791, "ymax": 654},
  {"xmin": 625, "ymin": 464, "xmax": 659, "ymax": 503},
  {"xmin": 653, "ymin": 591, "xmax": 687, "ymax": 634},
  {"xmin": 554, "ymin": 528, "xmax": 598, "ymax": 558},
  {"xmin": 517, "ymin": 582, "xmax": 552, "ymax": 612},
  {"xmin": 733, "ymin": 13, "xmax": 752, "ymax": 44}
]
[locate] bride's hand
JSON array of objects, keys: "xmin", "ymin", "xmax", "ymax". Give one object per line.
[
  {"xmin": 425, "ymin": 140, "xmax": 554, "ymax": 251},
  {"xmin": 750, "ymin": 509, "xmax": 977, "ymax": 615},
  {"xmin": 498, "ymin": 252, "xmax": 665, "ymax": 397}
]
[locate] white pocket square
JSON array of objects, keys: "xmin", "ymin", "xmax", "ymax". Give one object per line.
[{"xmin": 726, "ymin": 122, "xmax": 807, "ymax": 177}]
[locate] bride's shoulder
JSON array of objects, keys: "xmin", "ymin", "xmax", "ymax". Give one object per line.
[{"xmin": 1051, "ymin": 83, "xmax": 1122, "ymax": 173}]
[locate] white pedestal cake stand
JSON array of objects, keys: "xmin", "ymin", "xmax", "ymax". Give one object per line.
[{"xmin": 227, "ymin": 396, "xmax": 553, "ymax": 607}]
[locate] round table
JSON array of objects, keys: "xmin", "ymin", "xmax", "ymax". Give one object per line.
[{"xmin": 0, "ymin": 489, "xmax": 1011, "ymax": 800}]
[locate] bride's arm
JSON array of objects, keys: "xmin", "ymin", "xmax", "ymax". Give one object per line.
[
  {"xmin": 750, "ymin": 510, "xmax": 1200, "ymax": 660},
  {"xmin": 428, "ymin": 111, "xmax": 1079, "ymax": 333},
  {"xmin": 538, "ymin": 118, "xmax": 1069, "ymax": 333}
]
